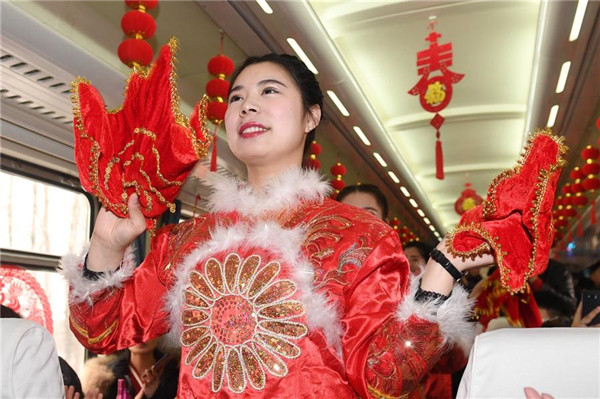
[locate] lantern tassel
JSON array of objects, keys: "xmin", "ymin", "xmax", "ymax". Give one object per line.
[
  {"xmin": 577, "ymin": 215, "xmax": 583, "ymax": 237},
  {"xmin": 592, "ymin": 196, "xmax": 597, "ymax": 224},
  {"xmin": 435, "ymin": 132, "xmax": 444, "ymax": 180},
  {"xmin": 210, "ymin": 126, "xmax": 218, "ymax": 172}
]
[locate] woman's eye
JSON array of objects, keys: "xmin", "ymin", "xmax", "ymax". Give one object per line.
[
  {"xmin": 263, "ymin": 87, "xmax": 279, "ymax": 95},
  {"xmin": 229, "ymin": 95, "xmax": 242, "ymax": 103}
]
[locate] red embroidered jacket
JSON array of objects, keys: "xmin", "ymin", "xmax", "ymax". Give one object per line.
[{"xmin": 65, "ymin": 171, "xmax": 471, "ymax": 399}]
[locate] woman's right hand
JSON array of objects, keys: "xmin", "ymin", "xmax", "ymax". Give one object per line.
[{"xmin": 87, "ymin": 194, "xmax": 147, "ymax": 272}]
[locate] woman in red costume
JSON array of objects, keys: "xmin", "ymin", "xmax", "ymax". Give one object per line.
[{"xmin": 61, "ymin": 51, "xmax": 562, "ymax": 398}]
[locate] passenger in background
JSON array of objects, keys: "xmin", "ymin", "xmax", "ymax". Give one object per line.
[
  {"xmin": 403, "ymin": 241, "xmax": 433, "ymax": 275},
  {"xmin": 83, "ymin": 336, "xmax": 179, "ymax": 399},
  {"xmin": 1, "ymin": 305, "xmax": 65, "ymax": 398},
  {"xmin": 529, "ymin": 260, "xmax": 576, "ymax": 327},
  {"xmin": 336, "ymin": 183, "xmax": 388, "ymax": 220}
]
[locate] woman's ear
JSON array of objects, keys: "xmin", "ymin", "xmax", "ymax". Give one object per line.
[{"xmin": 305, "ymin": 105, "xmax": 322, "ymax": 134}]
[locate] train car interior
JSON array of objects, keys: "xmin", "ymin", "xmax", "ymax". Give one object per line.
[{"xmin": 1, "ymin": 0, "xmax": 599, "ymax": 394}]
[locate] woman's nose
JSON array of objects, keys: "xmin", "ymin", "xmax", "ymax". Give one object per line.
[{"xmin": 240, "ymin": 98, "xmax": 259, "ymax": 115}]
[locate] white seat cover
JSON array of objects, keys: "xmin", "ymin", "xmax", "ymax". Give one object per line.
[{"xmin": 457, "ymin": 327, "xmax": 600, "ymax": 398}]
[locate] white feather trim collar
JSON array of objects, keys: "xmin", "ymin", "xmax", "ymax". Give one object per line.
[{"xmin": 204, "ymin": 167, "xmax": 332, "ymax": 217}]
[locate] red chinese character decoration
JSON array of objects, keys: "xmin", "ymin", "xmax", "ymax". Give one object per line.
[{"xmin": 408, "ymin": 18, "xmax": 464, "ymax": 180}]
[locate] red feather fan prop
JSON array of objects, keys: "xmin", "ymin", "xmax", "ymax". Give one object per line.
[{"xmin": 71, "ymin": 38, "xmax": 211, "ymax": 231}]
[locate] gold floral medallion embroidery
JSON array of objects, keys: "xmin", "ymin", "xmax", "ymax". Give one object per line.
[{"xmin": 181, "ymin": 253, "xmax": 307, "ymax": 393}]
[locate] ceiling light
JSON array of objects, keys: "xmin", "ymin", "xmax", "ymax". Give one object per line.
[
  {"xmin": 373, "ymin": 152, "xmax": 387, "ymax": 167},
  {"xmin": 417, "ymin": 209, "xmax": 425, "ymax": 217},
  {"xmin": 409, "ymin": 198, "xmax": 418, "ymax": 208},
  {"xmin": 569, "ymin": 0, "xmax": 588, "ymax": 41},
  {"xmin": 256, "ymin": 0, "xmax": 273, "ymax": 14},
  {"xmin": 400, "ymin": 186, "xmax": 410, "ymax": 197},
  {"xmin": 388, "ymin": 171, "xmax": 400, "ymax": 183},
  {"xmin": 287, "ymin": 38, "xmax": 318, "ymax": 74},
  {"xmin": 429, "ymin": 225, "xmax": 436, "ymax": 231},
  {"xmin": 423, "ymin": 217, "xmax": 431, "ymax": 225},
  {"xmin": 434, "ymin": 231, "xmax": 440, "ymax": 238},
  {"xmin": 555, "ymin": 61, "xmax": 571, "ymax": 93},
  {"xmin": 326, "ymin": 90, "xmax": 349, "ymax": 116},
  {"xmin": 547, "ymin": 105, "xmax": 559, "ymax": 128},
  {"xmin": 353, "ymin": 126, "xmax": 371, "ymax": 146}
]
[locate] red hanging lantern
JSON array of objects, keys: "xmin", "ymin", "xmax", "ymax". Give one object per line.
[
  {"xmin": 118, "ymin": 0, "xmax": 158, "ymax": 68},
  {"xmin": 454, "ymin": 181, "xmax": 483, "ymax": 215},
  {"xmin": 581, "ymin": 145, "xmax": 600, "ymax": 224},
  {"xmin": 330, "ymin": 162, "xmax": 347, "ymax": 193},
  {"xmin": 118, "ymin": 38, "xmax": 153, "ymax": 67},
  {"xmin": 408, "ymin": 17, "xmax": 464, "ymax": 180},
  {"xmin": 205, "ymin": 31, "xmax": 235, "ymax": 172},
  {"xmin": 208, "ymin": 55, "xmax": 235, "ymax": 79},
  {"xmin": 121, "ymin": 10, "xmax": 156, "ymax": 39},
  {"xmin": 304, "ymin": 141, "xmax": 322, "ymax": 170},
  {"xmin": 390, "ymin": 217, "xmax": 401, "ymax": 230},
  {"xmin": 205, "ymin": 79, "xmax": 230, "ymax": 101}
]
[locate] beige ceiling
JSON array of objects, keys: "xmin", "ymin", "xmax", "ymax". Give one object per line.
[
  {"xmin": 309, "ymin": 1, "xmax": 539, "ymax": 232},
  {"xmin": 2, "ymin": 0, "xmax": 599, "ymax": 247}
]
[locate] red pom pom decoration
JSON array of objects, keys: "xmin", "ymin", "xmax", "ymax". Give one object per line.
[
  {"xmin": 207, "ymin": 101, "xmax": 228, "ymax": 124},
  {"xmin": 118, "ymin": 38, "xmax": 153, "ymax": 67},
  {"xmin": 208, "ymin": 54, "xmax": 235, "ymax": 78},
  {"xmin": 121, "ymin": 10, "xmax": 156, "ymax": 39},
  {"xmin": 205, "ymin": 78, "xmax": 230, "ymax": 101}
]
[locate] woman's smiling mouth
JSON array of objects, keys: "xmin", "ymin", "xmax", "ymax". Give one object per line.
[{"xmin": 239, "ymin": 122, "xmax": 269, "ymax": 138}]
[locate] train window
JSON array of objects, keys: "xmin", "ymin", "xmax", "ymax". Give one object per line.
[
  {"xmin": 26, "ymin": 268, "xmax": 86, "ymax": 375},
  {"xmin": 0, "ymin": 171, "xmax": 90, "ymax": 256}
]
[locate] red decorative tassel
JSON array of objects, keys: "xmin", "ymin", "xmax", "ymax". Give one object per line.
[
  {"xmin": 210, "ymin": 127, "xmax": 218, "ymax": 172},
  {"xmin": 577, "ymin": 215, "xmax": 583, "ymax": 237},
  {"xmin": 567, "ymin": 230, "xmax": 573, "ymax": 242},
  {"xmin": 592, "ymin": 196, "xmax": 597, "ymax": 224},
  {"xmin": 435, "ymin": 131, "xmax": 444, "ymax": 180}
]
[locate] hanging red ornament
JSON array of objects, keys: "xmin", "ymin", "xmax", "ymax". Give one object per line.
[
  {"xmin": 390, "ymin": 217, "xmax": 401, "ymax": 230},
  {"xmin": 330, "ymin": 162, "xmax": 347, "ymax": 194},
  {"xmin": 454, "ymin": 180, "xmax": 483, "ymax": 215},
  {"xmin": 118, "ymin": 0, "xmax": 158, "ymax": 68},
  {"xmin": 208, "ymin": 55, "xmax": 235, "ymax": 79},
  {"xmin": 570, "ymin": 167, "xmax": 584, "ymax": 181},
  {"xmin": 118, "ymin": 38, "xmax": 154, "ymax": 67},
  {"xmin": 121, "ymin": 10, "xmax": 156, "ymax": 39},
  {"xmin": 408, "ymin": 17, "xmax": 464, "ymax": 180},
  {"xmin": 205, "ymin": 79, "xmax": 230, "ymax": 101},
  {"xmin": 304, "ymin": 141, "xmax": 322, "ymax": 170},
  {"xmin": 205, "ymin": 31, "xmax": 234, "ymax": 172},
  {"xmin": 581, "ymin": 145, "xmax": 600, "ymax": 224},
  {"xmin": 582, "ymin": 161, "xmax": 600, "ymax": 176},
  {"xmin": 310, "ymin": 141, "xmax": 322, "ymax": 156}
]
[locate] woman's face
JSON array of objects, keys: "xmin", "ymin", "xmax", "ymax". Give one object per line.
[{"xmin": 225, "ymin": 62, "xmax": 319, "ymax": 171}]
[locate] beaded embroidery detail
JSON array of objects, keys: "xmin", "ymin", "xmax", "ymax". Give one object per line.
[{"xmin": 181, "ymin": 252, "xmax": 307, "ymax": 393}]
